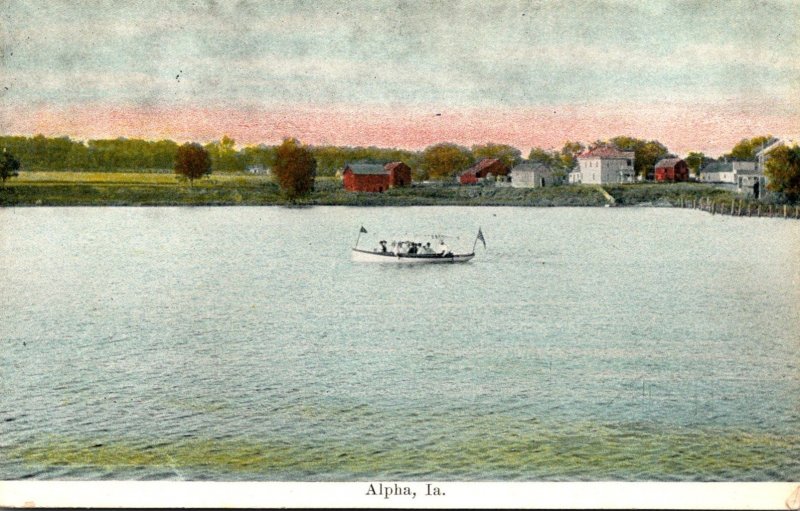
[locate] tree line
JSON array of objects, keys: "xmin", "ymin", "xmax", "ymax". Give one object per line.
[
  {"xmin": 0, "ymin": 133, "xmax": 765, "ymax": 178},
  {"xmin": 0, "ymin": 133, "xmax": 740, "ymax": 179}
]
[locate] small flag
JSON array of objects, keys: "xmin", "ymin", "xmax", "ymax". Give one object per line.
[
  {"xmin": 477, "ymin": 228, "xmax": 486, "ymax": 248},
  {"xmin": 360, "ymin": 226, "xmax": 367, "ymax": 233}
]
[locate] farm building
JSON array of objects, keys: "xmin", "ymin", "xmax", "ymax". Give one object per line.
[
  {"xmin": 699, "ymin": 161, "xmax": 756, "ymax": 184},
  {"xmin": 572, "ymin": 147, "xmax": 635, "ymax": 184},
  {"xmin": 654, "ymin": 158, "xmax": 689, "ymax": 182},
  {"xmin": 511, "ymin": 162, "xmax": 557, "ymax": 188},
  {"xmin": 459, "ymin": 158, "xmax": 509, "ymax": 185},
  {"xmin": 384, "ymin": 161, "xmax": 412, "ymax": 188},
  {"xmin": 342, "ymin": 162, "xmax": 412, "ymax": 192}
]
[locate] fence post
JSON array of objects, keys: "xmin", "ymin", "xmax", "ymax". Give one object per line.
[
  {"xmin": 784, "ymin": 205, "xmax": 788, "ymax": 219},
  {"xmin": 757, "ymin": 204, "xmax": 761, "ymax": 217}
]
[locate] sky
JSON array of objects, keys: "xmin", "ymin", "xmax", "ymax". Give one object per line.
[{"xmin": 1, "ymin": 0, "xmax": 798, "ymax": 156}]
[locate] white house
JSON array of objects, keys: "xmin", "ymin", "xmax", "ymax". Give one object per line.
[
  {"xmin": 246, "ymin": 164, "xmax": 271, "ymax": 175},
  {"xmin": 699, "ymin": 160, "xmax": 768, "ymax": 199},
  {"xmin": 699, "ymin": 161, "xmax": 755, "ymax": 183},
  {"xmin": 511, "ymin": 162, "xmax": 557, "ymax": 188},
  {"xmin": 572, "ymin": 147, "xmax": 635, "ymax": 184}
]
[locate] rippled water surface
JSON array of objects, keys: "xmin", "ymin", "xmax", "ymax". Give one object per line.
[{"xmin": 1, "ymin": 206, "xmax": 799, "ymax": 481}]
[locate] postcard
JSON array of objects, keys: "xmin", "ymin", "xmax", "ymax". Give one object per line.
[{"xmin": 1, "ymin": 1, "xmax": 798, "ymax": 508}]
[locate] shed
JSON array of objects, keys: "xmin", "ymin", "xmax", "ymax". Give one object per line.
[
  {"xmin": 459, "ymin": 158, "xmax": 509, "ymax": 185},
  {"xmin": 342, "ymin": 161, "xmax": 413, "ymax": 192},
  {"xmin": 654, "ymin": 158, "xmax": 689, "ymax": 182},
  {"xmin": 384, "ymin": 161, "xmax": 412, "ymax": 188},
  {"xmin": 511, "ymin": 162, "xmax": 556, "ymax": 188},
  {"xmin": 342, "ymin": 164, "xmax": 389, "ymax": 192}
]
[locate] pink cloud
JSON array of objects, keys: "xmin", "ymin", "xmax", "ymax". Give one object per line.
[{"xmin": 3, "ymin": 100, "xmax": 797, "ymax": 157}]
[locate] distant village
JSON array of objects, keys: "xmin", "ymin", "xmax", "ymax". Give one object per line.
[
  {"xmin": 337, "ymin": 137, "xmax": 798, "ymax": 201},
  {"xmin": 2, "ymin": 133, "xmax": 798, "ymax": 208}
]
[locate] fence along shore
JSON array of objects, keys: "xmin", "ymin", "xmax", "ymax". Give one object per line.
[{"xmin": 679, "ymin": 196, "xmax": 800, "ymax": 219}]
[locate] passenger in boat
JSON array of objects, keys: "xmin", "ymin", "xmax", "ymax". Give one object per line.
[
  {"xmin": 438, "ymin": 240, "xmax": 450, "ymax": 256},
  {"xmin": 379, "ymin": 240, "xmax": 387, "ymax": 253},
  {"xmin": 409, "ymin": 243, "xmax": 418, "ymax": 254},
  {"xmin": 421, "ymin": 242, "xmax": 433, "ymax": 254}
]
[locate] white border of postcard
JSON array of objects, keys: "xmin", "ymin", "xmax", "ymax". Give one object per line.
[{"xmin": 1, "ymin": 481, "xmax": 799, "ymax": 509}]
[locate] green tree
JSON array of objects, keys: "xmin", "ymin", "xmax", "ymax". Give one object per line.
[
  {"xmin": 241, "ymin": 144, "xmax": 276, "ymax": 173},
  {"xmin": 765, "ymin": 144, "xmax": 800, "ymax": 202},
  {"xmin": 559, "ymin": 141, "xmax": 585, "ymax": 170},
  {"xmin": 205, "ymin": 135, "xmax": 243, "ymax": 173},
  {"xmin": 273, "ymin": 138, "xmax": 316, "ymax": 200},
  {"xmin": 472, "ymin": 143, "xmax": 522, "ymax": 168},
  {"xmin": 0, "ymin": 150, "xmax": 21, "ymax": 184},
  {"xmin": 685, "ymin": 152, "xmax": 705, "ymax": 176},
  {"xmin": 421, "ymin": 143, "xmax": 475, "ymax": 180},
  {"xmin": 527, "ymin": 147, "xmax": 557, "ymax": 166},
  {"xmin": 727, "ymin": 135, "xmax": 773, "ymax": 161},
  {"xmin": 65, "ymin": 142, "xmax": 91, "ymax": 170},
  {"xmin": 174, "ymin": 143, "xmax": 211, "ymax": 186}
]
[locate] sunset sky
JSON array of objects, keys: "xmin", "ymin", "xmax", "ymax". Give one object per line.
[{"xmin": 2, "ymin": 0, "xmax": 798, "ymax": 156}]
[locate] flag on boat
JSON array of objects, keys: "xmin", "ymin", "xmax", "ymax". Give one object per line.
[
  {"xmin": 360, "ymin": 226, "xmax": 367, "ymax": 233},
  {"xmin": 477, "ymin": 228, "xmax": 486, "ymax": 248}
]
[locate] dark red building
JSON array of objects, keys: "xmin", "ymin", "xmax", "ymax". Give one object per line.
[
  {"xmin": 654, "ymin": 158, "xmax": 689, "ymax": 182},
  {"xmin": 342, "ymin": 162, "xmax": 412, "ymax": 192},
  {"xmin": 384, "ymin": 161, "xmax": 412, "ymax": 187},
  {"xmin": 459, "ymin": 158, "xmax": 509, "ymax": 184}
]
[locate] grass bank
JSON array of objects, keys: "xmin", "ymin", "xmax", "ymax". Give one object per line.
[{"xmin": 0, "ymin": 171, "xmax": 746, "ymax": 208}]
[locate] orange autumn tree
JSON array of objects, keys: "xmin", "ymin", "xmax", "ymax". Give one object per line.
[
  {"xmin": 273, "ymin": 138, "xmax": 316, "ymax": 200},
  {"xmin": 174, "ymin": 143, "xmax": 211, "ymax": 186}
]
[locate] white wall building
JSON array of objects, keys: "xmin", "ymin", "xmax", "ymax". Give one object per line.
[
  {"xmin": 511, "ymin": 163, "xmax": 557, "ymax": 188},
  {"xmin": 572, "ymin": 147, "xmax": 635, "ymax": 184},
  {"xmin": 699, "ymin": 161, "xmax": 756, "ymax": 184}
]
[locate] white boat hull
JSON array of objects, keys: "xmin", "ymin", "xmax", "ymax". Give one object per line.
[{"xmin": 351, "ymin": 248, "xmax": 475, "ymax": 264}]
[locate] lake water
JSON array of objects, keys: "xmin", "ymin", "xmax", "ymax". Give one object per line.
[{"xmin": 1, "ymin": 206, "xmax": 799, "ymax": 481}]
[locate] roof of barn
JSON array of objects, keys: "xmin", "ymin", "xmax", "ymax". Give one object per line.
[
  {"xmin": 654, "ymin": 158, "xmax": 684, "ymax": 169},
  {"xmin": 345, "ymin": 163, "xmax": 388, "ymax": 175}
]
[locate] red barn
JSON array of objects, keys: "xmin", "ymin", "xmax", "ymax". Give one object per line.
[
  {"xmin": 342, "ymin": 162, "xmax": 412, "ymax": 192},
  {"xmin": 459, "ymin": 158, "xmax": 509, "ymax": 184},
  {"xmin": 654, "ymin": 158, "xmax": 689, "ymax": 182},
  {"xmin": 384, "ymin": 161, "xmax": 412, "ymax": 187}
]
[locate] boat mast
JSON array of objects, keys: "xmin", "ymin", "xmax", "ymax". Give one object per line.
[
  {"xmin": 472, "ymin": 227, "xmax": 486, "ymax": 253},
  {"xmin": 355, "ymin": 226, "xmax": 367, "ymax": 248}
]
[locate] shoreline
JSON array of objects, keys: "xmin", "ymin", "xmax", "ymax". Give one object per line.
[{"xmin": 1, "ymin": 174, "xmax": 797, "ymax": 219}]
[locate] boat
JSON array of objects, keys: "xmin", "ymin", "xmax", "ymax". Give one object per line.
[{"xmin": 351, "ymin": 227, "xmax": 485, "ymax": 264}]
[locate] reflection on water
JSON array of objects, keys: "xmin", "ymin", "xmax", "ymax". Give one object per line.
[{"xmin": 1, "ymin": 206, "xmax": 799, "ymax": 480}]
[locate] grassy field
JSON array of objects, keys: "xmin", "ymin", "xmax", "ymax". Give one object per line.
[
  {"xmin": 0, "ymin": 171, "xmax": 745, "ymax": 208},
  {"xmin": 13, "ymin": 171, "xmax": 274, "ymax": 186}
]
